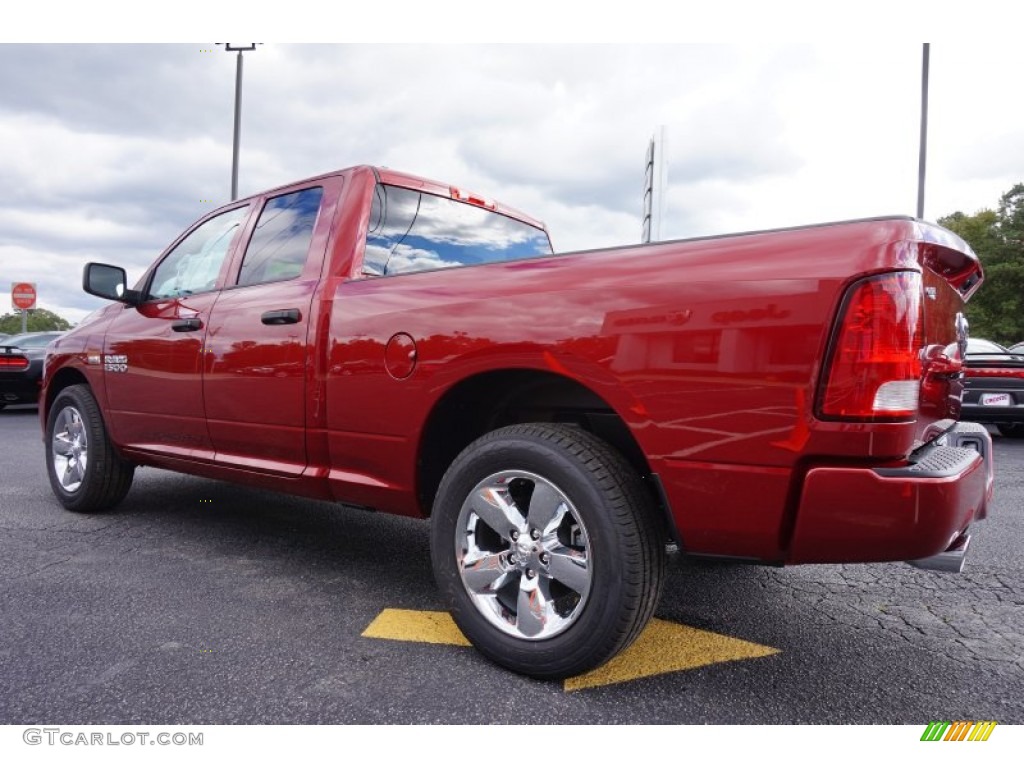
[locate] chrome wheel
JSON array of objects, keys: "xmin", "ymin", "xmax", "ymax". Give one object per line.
[
  {"xmin": 45, "ymin": 384, "xmax": 134, "ymax": 512},
  {"xmin": 433, "ymin": 423, "xmax": 665, "ymax": 678},
  {"xmin": 456, "ymin": 470, "xmax": 592, "ymax": 641},
  {"xmin": 51, "ymin": 405, "xmax": 89, "ymax": 493}
]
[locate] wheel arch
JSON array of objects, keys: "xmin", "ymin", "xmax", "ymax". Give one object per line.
[
  {"xmin": 43, "ymin": 366, "xmax": 91, "ymax": 427},
  {"xmin": 415, "ymin": 367, "xmax": 673, "ymax": 536}
]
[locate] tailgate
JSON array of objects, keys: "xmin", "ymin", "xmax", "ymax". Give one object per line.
[{"xmin": 914, "ymin": 222, "xmax": 984, "ymax": 435}]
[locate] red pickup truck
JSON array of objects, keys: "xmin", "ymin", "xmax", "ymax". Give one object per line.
[{"xmin": 41, "ymin": 165, "xmax": 994, "ymax": 678}]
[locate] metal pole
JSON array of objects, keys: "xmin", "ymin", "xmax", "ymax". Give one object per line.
[
  {"xmin": 917, "ymin": 43, "xmax": 930, "ymax": 220},
  {"xmin": 654, "ymin": 124, "xmax": 667, "ymax": 242},
  {"xmin": 21, "ymin": 309, "xmax": 27, "ymax": 334},
  {"xmin": 231, "ymin": 50, "xmax": 243, "ymax": 201},
  {"xmin": 222, "ymin": 44, "xmax": 257, "ymax": 201}
]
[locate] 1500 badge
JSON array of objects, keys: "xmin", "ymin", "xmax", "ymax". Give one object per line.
[{"xmin": 104, "ymin": 355, "xmax": 128, "ymax": 373}]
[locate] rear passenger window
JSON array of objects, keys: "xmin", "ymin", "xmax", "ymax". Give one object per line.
[{"xmin": 237, "ymin": 187, "xmax": 324, "ymax": 287}]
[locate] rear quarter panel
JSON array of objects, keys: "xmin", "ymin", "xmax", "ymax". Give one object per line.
[{"xmin": 323, "ymin": 218, "xmax": 927, "ymax": 559}]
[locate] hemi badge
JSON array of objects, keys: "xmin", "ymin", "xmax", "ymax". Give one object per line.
[{"xmin": 87, "ymin": 354, "xmax": 102, "ymax": 365}]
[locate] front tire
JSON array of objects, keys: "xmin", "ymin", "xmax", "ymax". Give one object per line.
[
  {"xmin": 430, "ymin": 423, "xmax": 665, "ymax": 679},
  {"xmin": 46, "ymin": 384, "xmax": 134, "ymax": 512}
]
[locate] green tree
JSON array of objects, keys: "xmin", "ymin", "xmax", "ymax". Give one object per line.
[
  {"xmin": 938, "ymin": 183, "xmax": 1024, "ymax": 346},
  {"xmin": 0, "ymin": 308, "xmax": 74, "ymax": 335}
]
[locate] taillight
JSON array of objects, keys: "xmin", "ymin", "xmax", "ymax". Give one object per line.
[
  {"xmin": 0, "ymin": 355, "xmax": 30, "ymax": 371},
  {"xmin": 818, "ymin": 271, "xmax": 923, "ymax": 420},
  {"xmin": 967, "ymin": 368, "xmax": 1024, "ymax": 379}
]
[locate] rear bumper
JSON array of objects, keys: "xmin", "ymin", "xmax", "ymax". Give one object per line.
[
  {"xmin": 788, "ymin": 422, "xmax": 993, "ymax": 564},
  {"xmin": 961, "ymin": 403, "xmax": 1024, "ymax": 425},
  {"xmin": 0, "ymin": 368, "xmax": 43, "ymax": 405}
]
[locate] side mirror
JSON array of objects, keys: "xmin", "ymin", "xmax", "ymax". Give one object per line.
[{"xmin": 83, "ymin": 263, "xmax": 140, "ymax": 305}]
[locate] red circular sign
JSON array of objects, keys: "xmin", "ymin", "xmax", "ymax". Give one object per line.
[{"xmin": 12, "ymin": 282, "xmax": 37, "ymax": 310}]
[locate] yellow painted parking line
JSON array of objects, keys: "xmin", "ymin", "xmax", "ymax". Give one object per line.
[
  {"xmin": 565, "ymin": 618, "xmax": 779, "ymax": 691},
  {"xmin": 362, "ymin": 608, "xmax": 472, "ymax": 646},
  {"xmin": 362, "ymin": 609, "xmax": 780, "ymax": 690}
]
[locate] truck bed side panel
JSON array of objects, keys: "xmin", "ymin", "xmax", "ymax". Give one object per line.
[{"xmin": 323, "ymin": 219, "xmax": 925, "ymax": 558}]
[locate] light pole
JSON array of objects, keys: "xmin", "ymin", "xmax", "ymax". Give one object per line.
[
  {"xmin": 221, "ymin": 44, "xmax": 258, "ymax": 201},
  {"xmin": 917, "ymin": 43, "xmax": 930, "ymax": 220}
]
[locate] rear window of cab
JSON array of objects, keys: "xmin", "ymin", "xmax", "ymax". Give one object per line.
[{"xmin": 362, "ymin": 184, "xmax": 552, "ymax": 277}]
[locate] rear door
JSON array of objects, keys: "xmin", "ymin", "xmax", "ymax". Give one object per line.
[{"xmin": 202, "ymin": 179, "xmax": 340, "ymax": 475}]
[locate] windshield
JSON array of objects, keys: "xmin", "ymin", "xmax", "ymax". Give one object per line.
[
  {"xmin": 966, "ymin": 339, "xmax": 1010, "ymax": 355},
  {"xmin": 3, "ymin": 332, "xmax": 62, "ymax": 349}
]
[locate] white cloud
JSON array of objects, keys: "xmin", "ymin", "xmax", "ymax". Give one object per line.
[{"xmin": 1, "ymin": 42, "xmax": 1023, "ymax": 325}]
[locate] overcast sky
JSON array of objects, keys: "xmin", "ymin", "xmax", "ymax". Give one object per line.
[{"xmin": 3, "ymin": 35, "xmax": 1024, "ymax": 322}]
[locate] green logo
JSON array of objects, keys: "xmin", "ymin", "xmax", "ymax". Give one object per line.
[{"xmin": 921, "ymin": 721, "xmax": 996, "ymax": 742}]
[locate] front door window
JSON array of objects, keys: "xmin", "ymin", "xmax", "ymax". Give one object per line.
[{"xmin": 149, "ymin": 206, "xmax": 249, "ymax": 299}]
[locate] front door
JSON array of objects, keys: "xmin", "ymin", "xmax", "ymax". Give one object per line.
[{"xmin": 103, "ymin": 204, "xmax": 251, "ymax": 457}]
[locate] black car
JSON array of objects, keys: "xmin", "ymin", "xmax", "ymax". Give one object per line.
[
  {"xmin": 959, "ymin": 338, "xmax": 1024, "ymax": 438},
  {"xmin": 0, "ymin": 331, "xmax": 64, "ymax": 410}
]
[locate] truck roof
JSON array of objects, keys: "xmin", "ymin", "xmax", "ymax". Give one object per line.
[{"xmin": 238, "ymin": 165, "xmax": 548, "ymax": 232}]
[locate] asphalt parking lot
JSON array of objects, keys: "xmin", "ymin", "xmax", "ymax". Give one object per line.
[{"xmin": 1, "ymin": 404, "xmax": 1021, "ymax": 724}]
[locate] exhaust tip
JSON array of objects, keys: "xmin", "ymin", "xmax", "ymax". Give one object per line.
[{"xmin": 906, "ymin": 534, "xmax": 970, "ymax": 574}]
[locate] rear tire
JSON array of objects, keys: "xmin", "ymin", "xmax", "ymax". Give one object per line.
[
  {"xmin": 46, "ymin": 384, "xmax": 134, "ymax": 512},
  {"xmin": 430, "ymin": 423, "xmax": 665, "ymax": 679},
  {"xmin": 996, "ymin": 423, "xmax": 1024, "ymax": 439}
]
